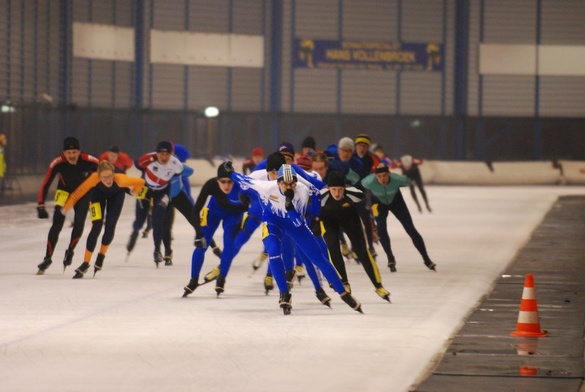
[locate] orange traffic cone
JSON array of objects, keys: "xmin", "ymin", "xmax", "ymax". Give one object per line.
[
  {"xmin": 510, "ymin": 274, "xmax": 547, "ymax": 337},
  {"xmin": 519, "ymin": 365, "xmax": 538, "ymax": 376}
]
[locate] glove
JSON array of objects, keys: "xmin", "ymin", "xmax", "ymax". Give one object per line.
[
  {"xmin": 158, "ymin": 194, "xmax": 170, "ymax": 208},
  {"xmin": 310, "ymin": 217, "xmax": 321, "ymax": 237},
  {"xmin": 194, "ymin": 230, "xmax": 207, "ymax": 249},
  {"xmin": 221, "ymin": 161, "xmax": 234, "ymax": 176},
  {"xmin": 37, "ymin": 205, "xmax": 49, "ymax": 219},
  {"xmin": 284, "ymin": 189, "xmax": 295, "ymax": 211}
]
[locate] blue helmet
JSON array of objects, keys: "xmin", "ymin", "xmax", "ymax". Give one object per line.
[{"xmin": 277, "ymin": 164, "xmax": 297, "ymax": 183}]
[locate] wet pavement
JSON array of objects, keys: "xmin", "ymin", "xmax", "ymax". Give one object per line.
[{"xmin": 415, "ymin": 195, "xmax": 585, "ymax": 391}]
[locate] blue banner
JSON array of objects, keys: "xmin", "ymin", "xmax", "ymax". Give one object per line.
[{"xmin": 293, "ymin": 39, "xmax": 443, "ymax": 72}]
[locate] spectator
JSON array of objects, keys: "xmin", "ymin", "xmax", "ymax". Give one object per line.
[{"xmin": 242, "ymin": 147, "xmax": 264, "ymax": 174}]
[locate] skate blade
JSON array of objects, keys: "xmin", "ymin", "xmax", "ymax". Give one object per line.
[{"xmin": 36, "ymin": 270, "xmax": 45, "ymax": 276}]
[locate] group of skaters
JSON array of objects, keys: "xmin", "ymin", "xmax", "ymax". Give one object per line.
[{"xmin": 34, "ymin": 134, "xmax": 436, "ymax": 315}]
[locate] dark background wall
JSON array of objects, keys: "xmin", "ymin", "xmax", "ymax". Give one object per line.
[{"xmin": 1, "ymin": 0, "xmax": 584, "ymax": 177}]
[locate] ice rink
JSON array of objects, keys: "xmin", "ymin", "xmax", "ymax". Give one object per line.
[{"xmin": 2, "ymin": 185, "xmax": 584, "ymax": 392}]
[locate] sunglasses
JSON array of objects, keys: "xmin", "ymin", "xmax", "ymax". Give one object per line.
[{"xmin": 218, "ymin": 179, "xmax": 233, "ymax": 184}]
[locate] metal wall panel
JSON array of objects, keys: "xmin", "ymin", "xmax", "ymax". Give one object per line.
[
  {"xmin": 477, "ymin": 0, "xmax": 537, "ymax": 115},
  {"xmin": 232, "ymin": 0, "xmax": 264, "ymax": 35},
  {"xmin": 153, "ymin": 0, "xmax": 187, "ymax": 30},
  {"xmin": 151, "ymin": 64, "xmax": 185, "ymax": 109},
  {"xmin": 400, "ymin": 0, "xmax": 449, "ymax": 115},
  {"xmin": 343, "ymin": 1, "xmax": 397, "ymax": 40},
  {"xmin": 231, "ymin": 68, "xmax": 263, "ymax": 111},
  {"xmin": 190, "ymin": 0, "xmax": 229, "ymax": 32},
  {"xmin": 402, "ymin": 0, "xmax": 444, "ymax": 41},
  {"xmin": 539, "ymin": 0, "xmax": 585, "ymax": 116},
  {"xmin": 342, "ymin": 70, "xmax": 396, "ymax": 114},
  {"xmin": 401, "ymin": 72, "xmax": 444, "ymax": 115},
  {"xmin": 186, "ymin": 66, "xmax": 228, "ymax": 109},
  {"xmin": 539, "ymin": 76, "xmax": 585, "ymax": 117},
  {"xmin": 231, "ymin": 0, "xmax": 266, "ymax": 112},
  {"xmin": 541, "ymin": 0, "xmax": 585, "ymax": 44},
  {"xmin": 483, "ymin": 0, "xmax": 537, "ymax": 43},
  {"xmin": 294, "ymin": 69, "xmax": 337, "ymax": 113},
  {"xmin": 467, "ymin": 0, "xmax": 481, "ymax": 116},
  {"xmin": 70, "ymin": 0, "xmax": 134, "ymax": 108},
  {"xmin": 280, "ymin": 0, "xmax": 294, "ymax": 112},
  {"xmin": 294, "ymin": 0, "xmax": 339, "ymax": 38},
  {"xmin": 481, "ymin": 75, "xmax": 535, "ymax": 116}
]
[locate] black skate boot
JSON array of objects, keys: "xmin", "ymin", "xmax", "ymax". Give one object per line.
[
  {"xmin": 285, "ymin": 269, "xmax": 297, "ymax": 289},
  {"xmin": 388, "ymin": 256, "xmax": 397, "ymax": 273},
  {"xmin": 264, "ymin": 275, "xmax": 274, "ymax": 295},
  {"xmin": 63, "ymin": 249, "xmax": 74, "ymax": 271},
  {"xmin": 279, "ymin": 291, "xmax": 292, "ymax": 315},
  {"xmin": 315, "ymin": 289, "xmax": 331, "ymax": 308},
  {"xmin": 341, "ymin": 242, "xmax": 351, "ymax": 260},
  {"xmin": 295, "ymin": 265, "xmax": 305, "ymax": 284},
  {"xmin": 341, "ymin": 291, "xmax": 363, "ymax": 313},
  {"xmin": 127, "ymin": 231, "xmax": 139, "ymax": 252},
  {"xmin": 375, "ymin": 284, "xmax": 391, "ymax": 303},
  {"xmin": 211, "ymin": 241, "xmax": 222, "ymax": 258},
  {"xmin": 182, "ymin": 278, "xmax": 199, "ymax": 297},
  {"xmin": 215, "ymin": 275, "xmax": 226, "ymax": 297},
  {"xmin": 36, "ymin": 257, "xmax": 52, "ymax": 275},
  {"xmin": 424, "ymin": 258, "xmax": 437, "ymax": 271},
  {"xmin": 164, "ymin": 250, "xmax": 173, "ymax": 266},
  {"xmin": 252, "ymin": 252, "xmax": 267, "ymax": 270},
  {"xmin": 153, "ymin": 251, "xmax": 163, "ymax": 268},
  {"xmin": 93, "ymin": 253, "xmax": 105, "ymax": 277},
  {"xmin": 72, "ymin": 262, "xmax": 90, "ymax": 279}
]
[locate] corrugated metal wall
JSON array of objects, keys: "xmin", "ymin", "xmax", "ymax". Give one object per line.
[
  {"xmin": 470, "ymin": 0, "xmax": 585, "ymax": 117},
  {"xmin": 1, "ymin": 0, "xmax": 584, "ymax": 174}
]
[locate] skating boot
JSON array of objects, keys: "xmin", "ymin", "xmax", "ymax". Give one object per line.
[
  {"xmin": 343, "ymin": 281, "xmax": 352, "ymax": 294},
  {"xmin": 252, "ymin": 251, "xmax": 267, "ymax": 270},
  {"xmin": 295, "ymin": 265, "xmax": 305, "ymax": 284},
  {"xmin": 340, "ymin": 292, "xmax": 363, "ymax": 313},
  {"xmin": 215, "ymin": 275, "xmax": 226, "ymax": 297},
  {"xmin": 315, "ymin": 289, "xmax": 331, "ymax": 308},
  {"xmin": 211, "ymin": 241, "xmax": 222, "ymax": 258},
  {"xmin": 36, "ymin": 257, "xmax": 52, "ymax": 275},
  {"xmin": 182, "ymin": 278, "xmax": 199, "ymax": 297},
  {"xmin": 141, "ymin": 227, "xmax": 150, "ymax": 238},
  {"xmin": 285, "ymin": 269, "xmax": 297, "ymax": 289},
  {"xmin": 388, "ymin": 256, "xmax": 397, "ymax": 273},
  {"xmin": 368, "ymin": 246, "xmax": 377, "ymax": 259},
  {"xmin": 72, "ymin": 262, "xmax": 90, "ymax": 279},
  {"xmin": 153, "ymin": 251, "xmax": 163, "ymax": 268},
  {"xmin": 127, "ymin": 231, "xmax": 139, "ymax": 252},
  {"xmin": 375, "ymin": 285, "xmax": 391, "ymax": 303},
  {"xmin": 63, "ymin": 249, "xmax": 74, "ymax": 271},
  {"xmin": 340, "ymin": 242, "xmax": 351, "ymax": 260},
  {"xmin": 203, "ymin": 267, "xmax": 219, "ymax": 283},
  {"xmin": 279, "ymin": 291, "xmax": 292, "ymax": 315},
  {"xmin": 424, "ymin": 258, "xmax": 437, "ymax": 271},
  {"xmin": 264, "ymin": 275, "xmax": 274, "ymax": 295},
  {"xmin": 164, "ymin": 250, "xmax": 173, "ymax": 266},
  {"xmin": 93, "ymin": 253, "xmax": 105, "ymax": 277}
]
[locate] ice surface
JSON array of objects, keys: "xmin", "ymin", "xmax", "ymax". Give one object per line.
[{"xmin": 1, "ymin": 186, "xmax": 584, "ymax": 392}]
